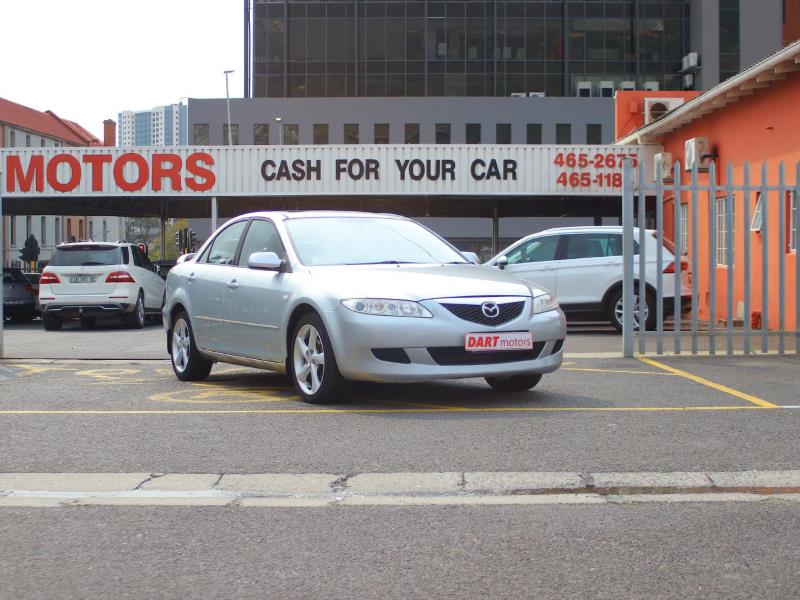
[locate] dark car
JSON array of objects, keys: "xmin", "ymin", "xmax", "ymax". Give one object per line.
[{"xmin": 3, "ymin": 268, "xmax": 37, "ymax": 322}]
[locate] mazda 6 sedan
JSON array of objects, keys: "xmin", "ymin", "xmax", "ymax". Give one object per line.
[{"xmin": 163, "ymin": 211, "xmax": 566, "ymax": 404}]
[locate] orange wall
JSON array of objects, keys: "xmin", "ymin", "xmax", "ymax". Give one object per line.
[
  {"xmin": 614, "ymin": 91, "xmax": 701, "ymax": 141},
  {"xmin": 658, "ymin": 75, "xmax": 800, "ymax": 331}
]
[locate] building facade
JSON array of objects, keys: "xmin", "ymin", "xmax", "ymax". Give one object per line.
[
  {"xmin": 117, "ymin": 103, "xmax": 188, "ymax": 147},
  {"xmin": 1, "ymin": 97, "xmax": 125, "ymax": 269}
]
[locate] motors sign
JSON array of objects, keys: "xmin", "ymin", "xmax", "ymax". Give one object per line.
[{"xmin": 1, "ymin": 145, "xmax": 646, "ymax": 197}]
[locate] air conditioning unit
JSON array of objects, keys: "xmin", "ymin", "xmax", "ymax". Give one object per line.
[
  {"xmin": 599, "ymin": 81, "xmax": 615, "ymax": 97},
  {"xmin": 683, "ymin": 73, "xmax": 695, "ymax": 90},
  {"xmin": 681, "ymin": 52, "xmax": 699, "ymax": 72},
  {"xmin": 510, "ymin": 92, "xmax": 527, "ymax": 98},
  {"xmin": 644, "ymin": 81, "xmax": 660, "ymax": 91},
  {"xmin": 576, "ymin": 82, "xmax": 593, "ymax": 97},
  {"xmin": 653, "ymin": 152, "xmax": 674, "ymax": 181},
  {"xmin": 685, "ymin": 137, "xmax": 711, "ymax": 172},
  {"xmin": 620, "ymin": 81, "xmax": 636, "ymax": 91},
  {"xmin": 528, "ymin": 91, "xmax": 546, "ymax": 98},
  {"xmin": 644, "ymin": 97, "xmax": 685, "ymax": 124}
]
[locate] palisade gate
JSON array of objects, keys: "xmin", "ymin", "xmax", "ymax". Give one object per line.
[{"xmin": 621, "ymin": 159, "xmax": 800, "ymax": 357}]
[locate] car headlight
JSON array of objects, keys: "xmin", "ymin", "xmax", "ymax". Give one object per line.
[
  {"xmin": 532, "ymin": 293, "xmax": 559, "ymax": 314},
  {"xmin": 341, "ymin": 298, "xmax": 433, "ymax": 318}
]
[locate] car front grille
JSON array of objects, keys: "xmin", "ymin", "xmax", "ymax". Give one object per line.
[
  {"xmin": 439, "ymin": 300, "xmax": 525, "ymax": 327},
  {"xmin": 427, "ymin": 343, "xmax": 545, "ymax": 366}
]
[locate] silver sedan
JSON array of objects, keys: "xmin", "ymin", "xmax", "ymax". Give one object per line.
[{"xmin": 163, "ymin": 211, "xmax": 566, "ymax": 404}]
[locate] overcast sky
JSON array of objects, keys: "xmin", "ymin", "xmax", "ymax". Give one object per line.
[{"xmin": 0, "ymin": 0, "xmax": 243, "ymax": 139}]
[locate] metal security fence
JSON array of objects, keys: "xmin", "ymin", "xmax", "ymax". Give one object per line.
[{"xmin": 622, "ymin": 159, "xmax": 800, "ymax": 357}]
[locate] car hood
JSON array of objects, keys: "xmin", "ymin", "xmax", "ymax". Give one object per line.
[{"xmin": 307, "ymin": 263, "xmax": 547, "ymax": 300}]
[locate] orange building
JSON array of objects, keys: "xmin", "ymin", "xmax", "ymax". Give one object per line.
[{"xmin": 616, "ymin": 40, "xmax": 800, "ymax": 332}]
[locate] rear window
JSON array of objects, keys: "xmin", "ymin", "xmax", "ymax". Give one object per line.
[
  {"xmin": 3, "ymin": 269, "xmax": 28, "ymax": 283},
  {"xmin": 49, "ymin": 245, "xmax": 124, "ymax": 267}
]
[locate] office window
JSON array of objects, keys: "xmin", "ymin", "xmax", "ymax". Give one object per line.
[
  {"xmin": 102, "ymin": 219, "xmax": 108, "ymax": 242},
  {"xmin": 253, "ymin": 123, "xmax": 270, "ymax": 145},
  {"xmin": 79, "ymin": 221, "xmax": 84, "ymax": 241},
  {"xmin": 716, "ymin": 196, "xmax": 735, "ymax": 266},
  {"xmin": 587, "ymin": 124, "xmax": 603, "ymax": 144},
  {"xmin": 466, "ymin": 123, "xmax": 481, "ymax": 144},
  {"xmin": 9, "ymin": 131, "xmax": 15, "ymax": 146},
  {"xmin": 41, "ymin": 217, "xmax": 46, "ymax": 246},
  {"xmin": 26, "ymin": 216, "xmax": 31, "ymax": 238},
  {"xmin": 556, "ymin": 123, "xmax": 572, "ymax": 144},
  {"xmin": 719, "ymin": 0, "xmax": 741, "ymax": 82},
  {"xmin": 66, "ymin": 218, "xmax": 72, "ymax": 242},
  {"xmin": 435, "ymin": 123, "xmax": 451, "ymax": 144},
  {"xmin": 40, "ymin": 139, "xmax": 46, "ymax": 147},
  {"xmin": 284, "ymin": 124, "xmax": 300, "ymax": 144},
  {"xmin": 496, "ymin": 123, "xmax": 512, "ymax": 144},
  {"xmin": 223, "ymin": 124, "xmax": 240, "ymax": 145},
  {"xmin": 374, "ymin": 123, "xmax": 390, "ymax": 144},
  {"xmin": 89, "ymin": 221, "xmax": 94, "ymax": 240},
  {"xmin": 526, "ymin": 124, "xmax": 542, "ymax": 144},
  {"xmin": 55, "ymin": 217, "xmax": 61, "ymax": 245},
  {"xmin": 10, "ymin": 217, "xmax": 16, "ymax": 246},
  {"xmin": 313, "ymin": 124, "xmax": 329, "ymax": 144},
  {"xmin": 344, "ymin": 124, "xmax": 359, "ymax": 144},
  {"xmin": 25, "ymin": 134, "xmax": 31, "ymax": 147},
  {"xmin": 405, "ymin": 123, "xmax": 420, "ymax": 144},
  {"xmin": 680, "ymin": 204, "xmax": 689, "ymax": 255},
  {"xmin": 193, "ymin": 124, "xmax": 209, "ymax": 145}
]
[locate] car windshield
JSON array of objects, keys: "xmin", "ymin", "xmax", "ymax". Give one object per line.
[
  {"xmin": 3, "ymin": 268, "xmax": 28, "ymax": 283},
  {"xmin": 49, "ymin": 245, "xmax": 124, "ymax": 267},
  {"xmin": 285, "ymin": 216, "xmax": 467, "ymax": 266}
]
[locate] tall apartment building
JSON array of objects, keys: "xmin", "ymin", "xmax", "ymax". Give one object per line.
[
  {"xmin": 1, "ymin": 97, "xmax": 125, "ymax": 269},
  {"xmin": 117, "ymin": 103, "xmax": 188, "ymax": 146}
]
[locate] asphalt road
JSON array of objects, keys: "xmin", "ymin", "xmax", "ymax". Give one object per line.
[{"xmin": 2, "ymin": 321, "xmax": 800, "ymax": 598}]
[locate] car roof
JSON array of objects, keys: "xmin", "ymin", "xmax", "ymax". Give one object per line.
[
  {"xmin": 55, "ymin": 241, "xmax": 129, "ymax": 247},
  {"xmin": 232, "ymin": 210, "xmax": 408, "ymax": 222}
]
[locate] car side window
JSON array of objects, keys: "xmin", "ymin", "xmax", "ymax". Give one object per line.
[
  {"xmin": 237, "ymin": 219, "xmax": 286, "ymax": 266},
  {"xmin": 204, "ymin": 221, "xmax": 248, "ymax": 265},
  {"xmin": 506, "ymin": 236, "xmax": 559, "ymax": 265},
  {"xmin": 565, "ymin": 234, "xmax": 613, "ymax": 260},
  {"xmin": 121, "ymin": 246, "xmax": 130, "ymax": 265}
]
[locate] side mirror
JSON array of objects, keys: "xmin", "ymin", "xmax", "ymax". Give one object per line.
[
  {"xmin": 496, "ymin": 255, "xmax": 509, "ymax": 270},
  {"xmin": 461, "ymin": 251, "xmax": 479, "ymax": 264},
  {"xmin": 151, "ymin": 264, "xmax": 160, "ymax": 274},
  {"xmin": 176, "ymin": 253, "xmax": 196, "ymax": 264},
  {"xmin": 248, "ymin": 251, "xmax": 283, "ymax": 271}
]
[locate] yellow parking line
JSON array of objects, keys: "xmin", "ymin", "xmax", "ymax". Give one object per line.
[
  {"xmin": 563, "ymin": 367, "xmax": 675, "ymax": 376},
  {"xmin": 373, "ymin": 399, "xmax": 464, "ymax": 411},
  {"xmin": 0, "ymin": 405, "xmax": 769, "ymax": 415},
  {"xmin": 638, "ymin": 356, "xmax": 780, "ymax": 409}
]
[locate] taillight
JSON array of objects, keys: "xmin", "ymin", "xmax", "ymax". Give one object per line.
[
  {"xmin": 664, "ymin": 260, "xmax": 689, "ymax": 273},
  {"xmin": 105, "ymin": 271, "xmax": 136, "ymax": 283},
  {"xmin": 39, "ymin": 271, "xmax": 61, "ymax": 285}
]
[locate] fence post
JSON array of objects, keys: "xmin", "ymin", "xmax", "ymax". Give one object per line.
[
  {"xmin": 638, "ymin": 160, "xmax": 647, "ymax": 355},
  {"xmin": 656, "ymin": 161, "xmax": 664, "ymax": 355},
  {"xmin": 761, "ymin": 162, "xmax": 769, "ymax": 353},
  {"xmin": 623, "ymin": 160, "xmax": 635, "ymax": 358},
  {"xmin": 743, "ymin": 163, "xmax": 752, "ymax": 354},
  {"xmin": 708, "ymin": 162, "xmax": 717, "ymax": 355},
  {"xmin": 796, "ymin": 163, "xmax": 800, "ymax": 355},
  {"xmin": 778, "ymin": 162, "xmax": 786, "ymax": 355},
  {"xmin": 674, "ymin": 162, "xmax": 683, "ymax": 354},
  {"xmin": 726, "ymin": 162, "xmax": 734, "ymax": 355}
]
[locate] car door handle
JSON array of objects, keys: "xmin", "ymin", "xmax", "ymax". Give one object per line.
[
  {"xmin": 187, "ymin": 273, "xmax": 196, "ymax": 282},
  {"xmin": 227, "ymin": 279, "xmax": 239, "ymax": 289}
]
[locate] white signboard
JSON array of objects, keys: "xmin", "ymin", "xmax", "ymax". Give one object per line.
[{"xmin": 1, "ymin": 145, "xmax": 645, "ymax": 198}]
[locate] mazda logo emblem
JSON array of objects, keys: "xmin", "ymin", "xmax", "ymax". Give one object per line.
[{"xmin": 481, "ymin": 302, "xmax": 500, "ymax": 318}]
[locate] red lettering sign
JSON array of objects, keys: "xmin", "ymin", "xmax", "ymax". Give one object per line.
[
  {"xmin": 6, "ymin": 155, "xmax": 44, "ymax": 193},
  {"xmin": 82, "ymin": 154, "xmax": 112, "ymax": 191},
  {"xmin": 113, "ymin": 153, "xmax": 149, "ymax": 192},
  {"xmin": 185, "ymin": 152, "xmax": 216, "ymax": 191},
  {"xmin": 152, "ymin": 154, "xmax": 182, "ymax": 192},
  {"xmin": 46, "ymin": 154, "xmax": 81, "ymax": 192}
]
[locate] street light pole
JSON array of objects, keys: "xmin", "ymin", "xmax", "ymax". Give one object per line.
[{"xmin": 224, "ymin": 69, "xmax": 235, "ymax": 145}]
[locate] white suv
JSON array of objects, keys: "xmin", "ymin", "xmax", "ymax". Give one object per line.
[
  {"xmin": 486, "ymin": 226, "xmax": 691, "ymax": 331},
  {"xmin": 39, "ymin": 242, "xmax": 166, "ymax": 330}
]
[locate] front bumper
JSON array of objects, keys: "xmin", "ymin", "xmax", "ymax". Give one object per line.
[{"xmin": 325, "ymin": 301, "xmax": 567, "ymax": 383}]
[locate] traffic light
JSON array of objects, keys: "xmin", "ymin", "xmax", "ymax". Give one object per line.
[
  {"xmin": 188, "ymin": 229, "xmax": 197, "ymax": 251},
  {"xmin": 175, "ymin": 229, "xmax": 184, "ymax": 250}
]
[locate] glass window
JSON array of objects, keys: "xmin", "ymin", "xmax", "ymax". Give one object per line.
[
  {"xmin": 102, "ymin": 220, "xmax": 107, "ymax": 242},
  {"xmin": 466, "ymin": 123, "xmax": 481, "ymax": 144},
  {"xmin": 9, "ymin": 131, "xmax": 15, "ymax": 146},
  {"xmin": 55, "ymin": 217, "xmax": 61, "ymax": 245},
  {"xmin": 565, "ymin": 234, "xmax": 621, "ymax": 260},
  {"xmin": 496, "ymin": 123, "xmax": 512, "ymax": 144},
  {"xmin": 506, "ymin": 236, "xmax": 560, "ymax": 265},
  {"xmin": 344, "ymin": 123, "xmax": 359, "ymax": 144},
  {"xmin": 374, "ymin": 123, "xmax": 390, "ymax": 144},
  {"xmin": 238, "ymin": 219, "xmax": 286, "ymax": 266},
  {"xmin": 26, "ymin": 216, "xmax": 31, "ymax": 238},
  {"xmin": 204, "ymin": 221, "xmax": 247, "ymax": 265},
  {"xmin": 556, "ymin": 123, "xmax": 571, "ymax": 144},
  {"xmin": 49, "ymin": 245, "xmax": 124, "ymax": 267},
  {"xmin": 193, "ymin": 124, "xmax": 209, "ymax": 145},
  {"xmin": 751, "ymin": 194, "xmax": 763, "ymax": 231},
  {"xmin": 587, "ymin": 124, "xmax": 603, "ymax": 144},
  {"xmin": 283, "ymin": 124, "xmax": 299, "ymax": 145},
  {"xmin": 313, "ymin": 124, "xmax": 329, "ymax": 144},
  {"xmin": 253, "ymin": 123, "xmax": 270, "ymax": 145},
  {"xmin": 790, "ymin": 192, "xmax": 798, "ymax": 252},
  {"xmin": 435, "ymin": 123, "xmax": 451, "ymax": 144},
  {"xmin": 405, "ymin": 123, "xmax": 420, "ymax": 143},
  {"xmin": 223, "ymin": 124, "xmax": 240, "ymax": 145},
  {"xmin": 680, "ymin": 204, "xmax": 689, "ymax": 255},
  {"xmin": 527, "ymin": 124, "xmax": 542, "ymax": 144},
  {"xmin": 715, "ymin": 196, "xmax": 735, "ymax": 266},
  {"xmin": 41, "ymin": 217, "xmax": 47, "ymax": 246}
]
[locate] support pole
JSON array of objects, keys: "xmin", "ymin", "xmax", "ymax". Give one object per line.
[
  {"xmin": 160, "ymin": 199, "xmax": 166, "ymax": 266},
  {"xmin": 211, "ymin": 196, "xmax": 218, "ymax": 233},
  {"xmin": 491, "ymin": 204, "xmax": 499, "ymax": 256},
  {"xmin": 623, "ymin": 160, "xmax": 635, "ymax": 358}
]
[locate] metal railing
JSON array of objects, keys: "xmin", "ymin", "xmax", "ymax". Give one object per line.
[{"xmin": 622, "ymin": 159, "xmax": 800, "ymax": 357}]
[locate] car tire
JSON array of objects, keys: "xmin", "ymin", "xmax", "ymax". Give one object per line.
[
  {"xmin": 608, "ymin": 287, "xmax": 656, "ymax": 333},
  {"xmin": 170, "ymin": 311, "xmax": 212, "ymax": 381},
  {"xmin": 80, "ymin": 317, "xmax": 96, "ymax": 329},
  {"xmin": 124, "ymin": 292, "xmax": 146, "ymax": 329},
  {"xmin": 289, "ymin": 313, "xmax": 348, "ymax": 404},
  {"xmin": 42, "ymin": 313, "xmax": 62, "ymax": 331},
  {"xmin": 485, "ymin": 373, "xmax": 542, "ymax": 392}
]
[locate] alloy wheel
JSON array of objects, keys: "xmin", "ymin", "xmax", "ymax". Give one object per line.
[
  {"xmin": 293, "ymin": 324, "xmax": 325, "ymax": 395},
  {"xmin": 615, "ymin": 294, "xmax": 648, "ymax": 330},
  {"xmin": 172, "ymin": 318, "xmax": 191, "ymax": 374}
]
